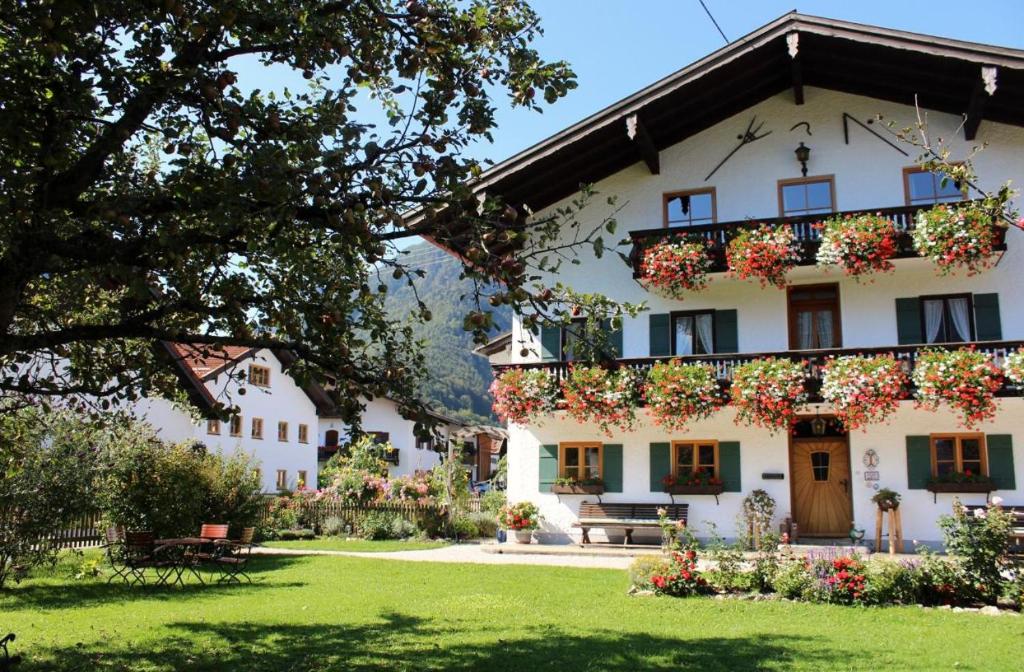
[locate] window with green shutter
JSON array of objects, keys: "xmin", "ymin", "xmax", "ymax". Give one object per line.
[
  {"xmin": 905, "ymin": 435, "xmax": 931, "ymax": 489},
  {"xmin": 649, "ymin": 314, "xmax": 671, "ymax": 357},
  {"xmin": 603, "ymin": 444, "xmax": 623, "ymax": 492},
  {"xmin": 987, "ymin": 434, "xmax": 1016, "ymax": 490},
  {"xmin": 538, "ymin": 444, "xmax": 558, "ymax": 492},
  {"xmin": 719, "ymin": 441, "xmax": 741, "ymax": 492},
  {"xmin": 540, "ymin": 326, "xmax": 561, "ymax": 361},
  {"xmin": 649, "ymin": 310, "xmax": 737, "ymax": 356},
  {"xmin": 895, "ymin": 298, "xmax": 923, "ymax": 345},
  {"xmin": 973, "ymin": 294, "xmax": 1002, "ymax": 341},
  {"xmin": 713, "ymin": 310, "xmax": 738, "ymax": 353},
  {"xmin": 649, "ymin": 442, "xmax": 670, "ymax": 491}
]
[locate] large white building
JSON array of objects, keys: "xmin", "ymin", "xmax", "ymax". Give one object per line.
[{"xmin": 470, "ymin": 14, "xmax": 1024, "ymax": 547}]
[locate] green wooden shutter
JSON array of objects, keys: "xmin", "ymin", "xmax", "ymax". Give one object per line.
[
  {"xmin": 539, "ymin": 444, "xmax": 558, "ymax": 492},
  {"xmin": 603, "ymin": 444, "xmax": 623, "ymax": 492},
  {"xmin": 987, "ymin": 434, "xmax": 1016, "ymax": 490},
  {"xmin": 649, "ymin": 314, "xmax": 670, "ymax": 357},
  {"xmin": 540, "ymin": 326, "xmax": 561, "ymax": 361},
  {"xmin": 600, "ymin": 318, "xmax": 623, "ymax": 358},
  {"xmin": 719, "ymin": 441, "xmax": 741, "ymax": 492},
  {"xmin": 974, "ymin": 294, "xmax": 1002, "ymax": 341},
  {"xmin": 649, "ymin": 442, "xmax": 670, "ymax": 491},
  {"xmin": 895, "ymin": 298, "xmax": 922, "ymax": 345},
  {"xmin": 906, "ymin": 435, "xmax": 931, "ymax": 489},
  {"xmin": 713, "ymin": 310, "xmax": 738, "ymax": 353}
]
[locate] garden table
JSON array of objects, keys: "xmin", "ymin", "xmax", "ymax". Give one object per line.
[{"xmin": 155, "ymin": 537, "xmax": 216, "ymax": 586}]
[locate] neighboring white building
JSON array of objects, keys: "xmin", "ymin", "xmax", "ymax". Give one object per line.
[
  {"xmin": 134, "ymin": 344, "xmax": 329, "ymax": 493},
  {"xmin": 466, "ymin": 14, "xmax": 1024, "ymax": 547}
]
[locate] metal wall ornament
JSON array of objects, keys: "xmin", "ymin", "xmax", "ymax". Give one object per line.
[
  {"xmin": 862, "ymin": 449, "xmax": 879, "ymax": 468},
  {"xmin": 704, "ymin": 116, "xmax": 772, "ymax": 181},
  {"xmin": 841, "ymin": 112, "xmax": 908, "ymax": 156}
]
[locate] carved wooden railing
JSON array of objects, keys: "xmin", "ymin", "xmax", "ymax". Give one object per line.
[{"xmin": 627, "ymin": 201, "xmax": 1006, "ymax": 278}]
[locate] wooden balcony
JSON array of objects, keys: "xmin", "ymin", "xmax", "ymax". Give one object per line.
[
  {"xmin": 492, "ymin": 340, "xmax": 1024, "ymax": 403},
  {"xmin": 627, "ymin": 202, "xmax": 1006, "ymax": 279}
]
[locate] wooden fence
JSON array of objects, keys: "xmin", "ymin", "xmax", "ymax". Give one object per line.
[
  {"xmin": 259, "ymin": 495, "xmax": 483, "ymax": 531},
  {"xmin": 24, "ymin": 510, "xmax": 106, "ymax": 550}
]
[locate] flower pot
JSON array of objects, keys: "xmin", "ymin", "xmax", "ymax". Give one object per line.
[
  {"xmin": 513, "ymin": 530, "xmax": 533, "ymax": 544},
  {"xmin": 551, "ymin": 484, "xmax": 605, "ymax": 495},
  {"xmin": 876, "ymin": 501, "xmax": 899, "ymax": 512},
  {"xmin": 665, "ymin": 483, "xmax": 725, "ymax": 496},
  {"xmin": 926, "ymin": 482, "xmax": 994, "ymax": 494}
]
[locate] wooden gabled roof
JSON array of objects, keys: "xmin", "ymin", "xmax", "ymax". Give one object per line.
[{"xmin": 452, "ymin": 12, "xmax": 1024, "ymax": 220}]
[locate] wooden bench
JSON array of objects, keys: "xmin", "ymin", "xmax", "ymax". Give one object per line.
[
  {"xmin": 964, "ymin": 505, "xmax": 1024, "ymax": 556},
  {"xmin": 573, "ymin": 502, "xmax": 688, "ymax": 546}
]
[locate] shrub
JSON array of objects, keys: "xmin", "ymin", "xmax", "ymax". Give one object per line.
[
  {"xmin": 704, "ymin": 523, "xmax": 745, "ymax": 592},
  {"xmin": 467, "ymin": 511, "xmax": 498, "ymax": 538},
  {"xmin": 357, "ymin": 511, "xmax": 415, "ymax": 540},
  {"xmin": 480, "ymin": 489, "xmax": 507, "ymax": 515},
  {"xmin": 644, "ymin": 360, "xmax": 724, "ymax": 432},
  {"xmin": 750, "ymin": 533, "xmax": 781, "ymax": 593},
  {"xmin": 275, "ymin": 528, "xmax": 316, "ymax": 541},
  {"xmin": 807, "ymin": 554, "xmax": 868, "ymax": 605},
  {"xmin": 489, "ymin": 368, "xmax": 557, "ymax": 425},
  {"xmin": 450, "ymin": 514, "xmax": 481, "ymax": 540},
  {"xmin": 649, "ymin": 550, "xmax": 710, "ymax": 597},
  {"xmin": 938, "ymin": 499, "xmax": 1014, "ymax": 603},
  {"xmin": 911, "ymin": 546, "xmax": 968, "ymax": 606},
  {"xmin": 322, "ymin": 515, "xmax": 347, "ymax": 537},
  {"xmin": 639, "ymin": 239, "xmax": 712, "ymax": 298},
  {"xmin": 864, "ymin": 558, "xmax": 919, "ymax": 605},
  {"xmin": 730, "ymin": 358, "xmax": 807, "ymax": 433},
  {"xmin": 628, "ymin": 555, "xmax": 673, "ymax": 589},
  {"xmin": 912, "ymin": 348, "xmax": 1002, "ymax": 428},
  {"xmin": 773, "ymin": 560, "xmax": 815, "ymax": 600},
  {"xmin": 561, "ymin": 364, "xmax": 640, "ymax": 436}
]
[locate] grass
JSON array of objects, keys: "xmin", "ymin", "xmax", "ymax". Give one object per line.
[
  {"xmin": 262, "ymin": 538, "xmax": 450, "ymax": 552},
  {"xmin": 3, "ymin": 551, "xmax": 1023, "ymax": 671}
]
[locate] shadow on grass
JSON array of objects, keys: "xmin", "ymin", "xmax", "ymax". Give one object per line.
[
  {"xmin": 16, "ymin": 610, "xmax": 839, "ymax": 671},
  {"xmin": 2, "ymin": 556, "xmax": 305, "ymax": 610}
]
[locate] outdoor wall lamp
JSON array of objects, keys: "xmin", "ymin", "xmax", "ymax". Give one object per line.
[{"xmin": 795, "ymin": 142, "xmax": 811, "ymax": 177}]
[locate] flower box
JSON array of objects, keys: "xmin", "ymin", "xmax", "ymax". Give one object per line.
[
  {"xmin": 926, "ymin": 481, "xmax": 995, "ymax": 494},
  {"xmin": 551, "ymin": 483, "xmax": 605, "ymax": 495},
  {"xmin": 665, "ymin": 483, "xmax": 725, "ymax": 496}
]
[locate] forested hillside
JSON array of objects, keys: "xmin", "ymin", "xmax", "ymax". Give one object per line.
[{"xmin": 384, "ymin": 243, "xmax": 511, "ymax": 425}]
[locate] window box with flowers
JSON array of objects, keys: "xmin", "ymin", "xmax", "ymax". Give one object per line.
[
  {"xmin": 926, "ymin": 474, "xmax": 996, "ymax": 495},
  {"xmin": 729, "ymin": 357, "xmax": 808, "ymax": 432},
  {"xmin": 490, "ymin": 367, "xmax": 557, "ymax": 425},
  {"xmin": 726, "ymin": 224, "xmax": 801, "ymax": 289},
  {"xmin": 638, "ymin": 238, "xmax": 713, "ymax": 299},
  {"xmin": 661, "ymin": 473, "xmax": 725, "ymax": 496},
  {"xmin": 500, "ymin": 501, "xmax": 541, "ymax": 544},
  {"xmin": 644, "ymin": 360, "xmax": 724, "ymax": 432},
  {"xmin": 815, "ymin": 213, "xmax": 898, "ymax": 279},
  {"xmin": 561, "ymin": 364, "xmax": 640, "ymax": 436},
  {"xmin": 551, "ymin": 477, "xmax": 605, "ymax": 495},
  {"xmin": 911, "ymin": 348, "xmax": 1002, "ymax": 428},
  {"xmin": 912, "ymin": 202, "xmax": 1002, "ymax": 275},
  {"xmin": 820, "ymin": 354, "xmax": 908, "ymax": 431}
]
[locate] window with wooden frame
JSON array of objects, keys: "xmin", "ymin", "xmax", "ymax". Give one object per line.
[
  {"xmin": 298, "ymin": 424, "xmax": 309, "ymax": 444},
  {"xmin": 672, "ymin": 440, "xmax": 719, "ymax": 479},
  {"xmin": 276, "ymin": 469, "xmax": 287, "ymax": 490},
  {"xmin": 903, "ymin": 167, "xmax": 964, "ymax": 206},
  {"xmin": 277, "ymin": 421, "xmax": 288, "ymax": 442},
  {"xmin": 559, "ymin": 442, "xmax": 602, "ymax": 481},
  {"xmin": 207, "ymin": 419, "xmax": 220, "ymax": 435},
  {"xmin": 931, "ymin": 434, "xmax": 987, "ymax": 478},
  {"xmin": 297, "ymin": 470, "xmax": 308, "ymax": 488},
  {"xmin": 249, "ymin": 364, "xmax": 271, "ymax": 387},
  {"xmin": 778, "ymin": 175, "xmax": 835, "ymax": 217},
  {"xmin": 251, "ymin": 417, "xmax": 264, "ymax": 439},
  {"xmin": 671, "ymin": 310, "xmax": 715, "ymax": 356},
  {"xmin": 919, "ymin": 293, "xmax": 974, "ymax": 344},
  {"xmin": 663, "ymin": 188, "xmax": 716, "ymax": 228},
  {"xmin": 787, "ymin": 284, "xmax": 842, "ymax": 350},
  {"xmin": 229, "ymin": 415, "xmax": 242, "ymax": 437}
]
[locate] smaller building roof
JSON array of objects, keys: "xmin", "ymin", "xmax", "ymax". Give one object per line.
[
  {"xmin": 472, "ymin": 331, "xmax": 512, "ymax": 358},
  {"xmin": 168, "ymin": 343, "xmax": 256, "ymax": 380}
]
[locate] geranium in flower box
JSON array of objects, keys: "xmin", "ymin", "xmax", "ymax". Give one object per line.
[
  {"xmin": 639, "ymin": 239, "xmax": 712, "ymax": 299},
  {"xmin": 912, "ymin": 348, "xmax": 1002, "ymax": 428},
  {"xmin": 820, "ymin": 354, "xmax": 908, "ymax": 431},
  {"xmin": 561, "ymin": 364, "xmax": 640, "ymax": 436},
  {"xmin": 726, "ymin": 224, "xmax": 801, "ymax": 289},
  {"xmin": 644, "ymin": 360, "xmax": 724, "ymax": 432},
  {"xmin": 490, "ymin": 367, "xmax": 557, "ymax": 425},
  {"xmin": 912, "ymin": 203, "xmax": 999, "ymax": 275},
  {"xmin": 927, "ymin": 471, "xmax": 996, "ymax": 494},
  {"xmin": 729, "ymin": 357, "xmax": 808, "ymax": 432},
  {"xmin": 661, "ymin": 472, "xmax": 724, "ymax": 496},
  {"xmin": 816, "ymin": 213, "xmax": 898, "ymax": 279},
  {"xmin": 551, "ymin": 476, "xmax": 605, "ymax": 495}
]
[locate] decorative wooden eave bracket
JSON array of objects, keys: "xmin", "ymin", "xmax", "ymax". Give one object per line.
[
  {"xmin": 964, "ymin": 65, "xmax": 998, "ymax": 141},
  {"xmin": 626, "ymin": 113, "xmax": 660, "ymax": 174},
  {"xmin": 787, "ymin": 32, "xmax": 804, "ymax": 105}
]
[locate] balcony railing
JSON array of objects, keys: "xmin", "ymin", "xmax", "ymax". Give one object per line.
[
  {"xmin": 627, "ymin": 201, "xmax": 1006, "ymax": 278},
  {"xmin": 492, "ymin": 340, "xmax": 1024, "ymax": 402}
]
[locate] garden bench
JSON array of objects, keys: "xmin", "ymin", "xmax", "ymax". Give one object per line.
[
  {"xmin": 574, "ymin": 502, "xmax": 688, "ymax": 546},
  {"xmin": 964, "ymin": 505, "xmax": 1024, "ymax": 556}
]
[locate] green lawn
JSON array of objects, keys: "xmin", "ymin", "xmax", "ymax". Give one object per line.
[
  {"xmin": 3, "ymin": 552, "xmax": 1023, "ymax": 671},
  {"xmin": 263, "ymin": 538, "xmax": 449, "ymax": 552}
]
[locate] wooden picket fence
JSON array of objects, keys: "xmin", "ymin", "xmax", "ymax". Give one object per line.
[
  {"xmin": 259, "ymin": 495, "xmax": 482, "ymax": 532},
  {"xmin": 5, "ymin": 510, "xmax": 107, "ymax": 550}
]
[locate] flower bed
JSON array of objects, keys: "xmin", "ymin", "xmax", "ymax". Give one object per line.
[
  {"xmin": 489, "ymin": 367, "xmax": 557, "ymax": 425},
  {"xmin": 912, "ymin": 348, "xmax": 1002, "ymax": 428},
  {"xmin": 639, "ymin": 239, "xmax": 712, "ymax": 298},
  {"xmin": 820, "ymin": 354, "xmax": 908, "ymax": 431},
  {"xmin": 649, "ymin": 550, "xmax": 710, "ymax": 597},
  {"xmin": 912, "ymin": 203, "xmax": 999, "ymax": 275},
  {"xmin": 643, "ymin": 360, "xmax": 724, "ymax": 432},
  {"xmin": 726, "ymin": 224, "xmax": 801, "ymax": 289},
  {"xmin": 561, "ymin": 364, "xmax": 640, "ymax": 436},
  {"xmin": 816, "ymin": 213, "xmax": 898, "ymax": 278},
  {"xmin": 730, "ymin": 357, "xmax": 808, "ymax": 432}
]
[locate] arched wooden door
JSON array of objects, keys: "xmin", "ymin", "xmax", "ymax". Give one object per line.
[{"xmin": 789, "ymin": 438, "xmax": 853, "ymax": 536}]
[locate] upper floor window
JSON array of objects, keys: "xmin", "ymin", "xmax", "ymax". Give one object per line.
[
  {"xmin": 921, "ymin": 294, "xmax": 973, "ymax": 344},
  {"xmin": 904, "ymin": 167, "xmax": 963, "ymax": 206},
  {"xmin": 560, "ymin": 442, "xmax": 602, "ymax": 481},
  {"xmin": 297, "ymin": 470, "xmax": 308, "ymax": 489},
  {"xmin": 251, "ymin": 417, "xmax": 264, "ymax": 440},
  {"xmin": 298, "ymin": 424, "xmax": 309, "ymax": 444},
  {"xmin": 664, "ymin": 189, "xmax": 716, "ymax": 228},
  {"xmin": 559, "ymin": 318, "xmax": 620, "ymax": 361},
  {"xmin": 249, "ymin": 364, "xmax": 271, "ymax": 387},
  {"xmin": 672, "ymin": 311, "xmax": 714, "ymax": 356},
  {"xmin": 788, "ymin": 284, "xmax": 842, "ymax": 350},
  {"xmin": 369, "ymin": 431, "xmax": 390, "ymax": 445},
  {"xmin": 229, "ymin": 415, "xmax": 242, "ymax": 437},
  {"xmin": 931, "ymin": 434, "xmax": 986, "ymax": 478},
  {"xmin": 276, "ymin": 469, "xmax": 288, "ymax": 490},
  {"xmin": 778, "ymin": 176, "xmax": 835, "ymax": 217},
  {"xmin": 277, "ymin": 421, "xmax": 288, "ymax": 442}
]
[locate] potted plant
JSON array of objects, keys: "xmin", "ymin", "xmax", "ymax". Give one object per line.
[
  {"xmin": 551, "ymin": 476, "xmax": 605, "ymax": 495},
  {"xmin": 500, "ymin": 501, "xmax": 541, "ymax": 543},
  {"xmin": 912, "ymin": 348, "xmax": 1002, "ymax": 428},
  {"xmin": 912, "ymin": 202, "xmax": 1000, "ymax": 275},
  {"xmin": 638, "ymin": 238, "xmax": 713, "ymax": 298},
  {"xmin": 729, "ymin": 357, "xmax": 808, "ymax": 433},
  {"xmin": 661, "ymin": 471, "xmax": 724, "ymax": 495},
  {"xmin": 489, "ymin": 367, "xmax": 557, "ymax": 425},
  {"xmin": 644, "ymin": 360, "xmax": 724, "ymax": 432},
  {"xmin": 815, "ymin": 213, "xmax": 898, "ymax": 278},
  {"xmin": 561, "ymin": 364, "xmax": 640, "ymax": 436},
  {"xmin": 871, "ymin": 488, "xmax": 902, "ymax": 511},
  {"xmin": 820, "ymin": 354, "xmax": 908, "ymax": 431},
  {"xmin": 927, "ymin": 471, "xmax": 997, "ymax": 494},
  {"xmin": 726, "ymin": 224, "xmax": 801, "ymax": 289}
]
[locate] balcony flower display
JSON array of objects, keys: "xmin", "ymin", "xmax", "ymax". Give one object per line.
[
  {"xmin": 1003, "ymin": 348, "xmax": 1024, "ymax": 385},
  {"xmin": 644, "ymin": 359, "xmax": 724, "ymax": 431},
  {"xmin": 912, "ymin": 203, "xmax": 998, "ymax": 275},
  {"xmin": 730, "ymin": 357, "xmax": 808, "ymax": 432},
  {"xmin": 489, "ymin": 367, "xmax": 557, "ymax": 425},
  {"xmin": 815, "ymin": 213, "xmax": 898, "ymax": 278},
  {"xmin": 820, "ymin": 354, "xmax": 908, "ymax": 430},
  {"xmin": 912, "ymin": 347, "xmax": 1003, "ymax": 427},
  {"xmin": 639, "ymin": 239, "xmax": 712, "ymax": 298},
  {"xmin": 726, "ymin": 224, "xmax": 801, "ymax": 289},
  {"xmin": 561, "ymin": 364, "xmax": 640, "ymax": 436}
]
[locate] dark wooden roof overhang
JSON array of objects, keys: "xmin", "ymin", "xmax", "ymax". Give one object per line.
[{"xmin": 415, "ymin": 12, "xmax": 1024, "ymax": 256}]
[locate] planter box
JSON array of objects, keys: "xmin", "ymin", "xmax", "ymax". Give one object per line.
[
  {"xmin": 551, "ymin": 484, "xmax": 605, "ymax": 495},
  {"xmin": 665, "ymin": 483, "xmax": 725, "ymax": 496},
  {"xmin": 926, "ymin": 482, "xmax": 995, "ymax": 494}
]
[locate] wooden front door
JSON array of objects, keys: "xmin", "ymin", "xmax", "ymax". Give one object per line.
[{"xmin": 789, "ymin": 438, "xmax": 853, "ymax": 537}]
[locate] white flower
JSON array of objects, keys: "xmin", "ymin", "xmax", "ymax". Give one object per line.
[
  {"xmin": 973, "ymin": 508, "xmax": 987, "ymax": 519},
  {"xmin": 990, "ymin": 496, "xmax": 1004, "ymax": 507}
]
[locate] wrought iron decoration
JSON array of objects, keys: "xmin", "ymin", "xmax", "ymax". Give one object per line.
[{"xmin": 704, "ymin": 116, "xmax": 772, "ymax": 181}]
